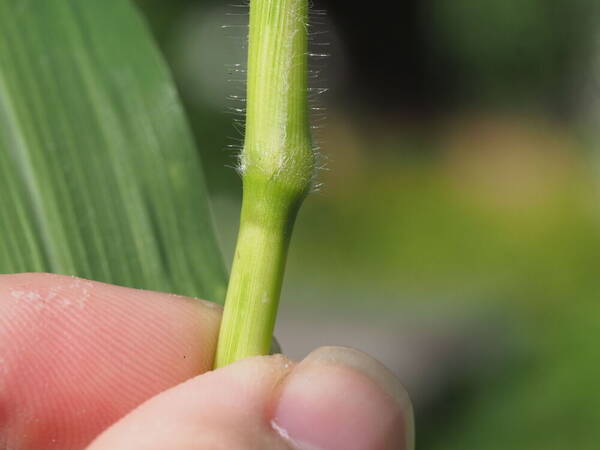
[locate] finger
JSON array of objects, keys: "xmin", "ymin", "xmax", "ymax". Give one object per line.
[
  {"xmin": 89, "ymin": 347, "xmax": 414, "ymax": 450},
  {"xmin": 0, "ymin": 273, "xmax": 222, "ymax": 450}
]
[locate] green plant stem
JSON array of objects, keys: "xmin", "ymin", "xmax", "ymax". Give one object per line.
[{"xmin": 214, "ymin": 0, "xmax": 313, "ymax": 368}]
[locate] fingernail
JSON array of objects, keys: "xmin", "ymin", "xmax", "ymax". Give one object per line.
[{"xmin": 271, "ymin": 346, "xmax": 414, "ymax": 450}]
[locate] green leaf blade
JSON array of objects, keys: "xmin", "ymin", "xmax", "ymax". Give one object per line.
[{"xmin": 0, "ymin": 0, "xmax": 227, "ymax": 302}]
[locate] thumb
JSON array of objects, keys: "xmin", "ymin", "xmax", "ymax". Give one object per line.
[{"xmin": 88, "ymin": 346, "xmax": 414, "ymax": 450}]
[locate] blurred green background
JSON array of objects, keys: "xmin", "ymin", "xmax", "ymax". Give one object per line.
[{"xmin": 137, "ymin": 0, "xmax": 600, "ymax": 448}]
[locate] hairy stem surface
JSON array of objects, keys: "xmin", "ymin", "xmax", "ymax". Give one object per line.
[{"xmin": 214, "ymin": 0, "xmax": 313, "ymax": 368}]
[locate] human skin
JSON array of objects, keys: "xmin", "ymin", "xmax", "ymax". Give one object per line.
[{"xmin": 0, "ymin": 273, "xmax": 413, "ymax": 449}]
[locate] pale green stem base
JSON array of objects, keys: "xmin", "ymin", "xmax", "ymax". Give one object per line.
[{"xmin": 214, "ymin": 178, "xmax": 301, "ymax": 368}]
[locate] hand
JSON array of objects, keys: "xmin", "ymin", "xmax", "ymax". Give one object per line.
[{"xmin": 0, "ymin": 273, "xmax": 414, "ymax": 449}]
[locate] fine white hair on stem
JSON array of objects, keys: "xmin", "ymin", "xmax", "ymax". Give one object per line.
[
  {"xmin": 306, "ymin": 2, "xmax": 331, "ymax": 193},
  {"xmin": 223, "ymin": 2, "xmax": 250, "ymax": 179},
  {"xmin": 223, "ymin": 0, "xmax": 330, "ymax": 190}
]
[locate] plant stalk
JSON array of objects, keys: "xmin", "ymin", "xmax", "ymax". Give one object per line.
[{"xmin": 214, "ymin": 0, "xmax": 313, "ymax": 368}]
